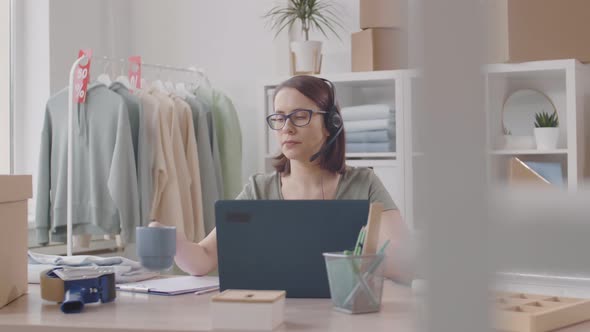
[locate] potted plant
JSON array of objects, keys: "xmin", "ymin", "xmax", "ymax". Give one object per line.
[
  {"xmin": 533, "ymin": 111, "xmax": 559, "ymax": 150},
  {"xmin": 263, "ymin": 0, "xmax": 343, "ymax": 74}
]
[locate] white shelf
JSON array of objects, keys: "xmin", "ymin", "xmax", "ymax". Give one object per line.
[
  {"xmin": 484, "ymin": 59, "xmax": 590, "ymax": 190},
  {"xmin": 490, "ymin": 149, "xmax": 568, "ymax": 155},
  {"xmin": 486, "ymin": 59, "xmax": 579, "ymax": 74}
]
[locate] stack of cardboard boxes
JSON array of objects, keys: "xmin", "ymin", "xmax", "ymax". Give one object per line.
[
  {"xmin": 351, "ymin": 0, "xmax": 407, "ymax": 72},
  {"xmin": 351, "ymin": 0, "xmax": 590, "ymax": 70},
  {"xmin": 488, "ymin": 0, "xmax": 590, "ymax": 63}
]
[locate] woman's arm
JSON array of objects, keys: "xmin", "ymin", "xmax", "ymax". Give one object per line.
[
  {"xmin": 174, "ymin": 228, "xmax": 219, "ymax": 276},
  {"xmin": 150, "ymin": 222, "xmax": 218, "ymax": 276},
  {"xmin": 378, "ymin": 210, "xmax": 415, "ymax": 283}
]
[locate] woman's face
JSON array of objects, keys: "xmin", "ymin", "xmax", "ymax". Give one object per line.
[{"xmin": 273, "ymin": 87, "xmax": 329, "ymax": 162}]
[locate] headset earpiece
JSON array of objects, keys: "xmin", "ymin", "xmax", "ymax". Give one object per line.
[
  {"xmin": 320, "ymin": 78, "xmax": 343, "ymax": 135},
  {"xmin": 326, "ymin": 111, "xmax": 343, "ymax": 135},
  {"xmin": 309, "ymin": 78, "xmax": 344, "ymax": 162}
]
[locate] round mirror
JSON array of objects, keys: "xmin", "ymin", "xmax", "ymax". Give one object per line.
[{"xmin": 502, "ymin": 89, "xmax": 557, "ymax": 136}]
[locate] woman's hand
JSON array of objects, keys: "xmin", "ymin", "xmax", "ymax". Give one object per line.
[
  {"xmin": 148, "ymin": 221, "xmax": 164, "ymax": 228},
  {"xmin": 150, "ymin": 222, "xmax": 218, "ymax": 276}
]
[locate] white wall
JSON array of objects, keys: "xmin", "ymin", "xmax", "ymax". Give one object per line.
[
  {"xmin": 128, "ymin": 0, "xmax": 288, "ymax": 180},
  {"xmin": 49, "ymin": 0, "xmax": 132, "ymax": 93},
  {"xmin": 12, "ymin": 0, "xmax": 50, "ymax": 181},
  {"xmin": 128, "ymin": 0, "xmax": 359, "ymax": 180}
]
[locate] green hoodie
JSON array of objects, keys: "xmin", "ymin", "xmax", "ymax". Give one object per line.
[{"xmin": 35, "ymin": 83, "xmax": 139, "ymax": 245}]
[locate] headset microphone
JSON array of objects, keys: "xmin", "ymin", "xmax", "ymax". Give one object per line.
[{"xmin": 309, "ymin": 125, "xmax": 343, "ymax": 162}]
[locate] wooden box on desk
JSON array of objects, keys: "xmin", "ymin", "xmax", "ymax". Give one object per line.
[
  {"xmin": 211, "ymin": 289, "xmax": 286, "ymax": 330},
  {"xmin": 0, "ymin": 175, "xmax": 32, "ymax": 308},
  {"xmin": 494, "ymin": 292, "xmax": 590, "ymax": 332}
]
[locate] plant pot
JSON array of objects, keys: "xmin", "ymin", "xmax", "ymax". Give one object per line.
[
  {"xmin": 534, "ymin": 127, "xmax": 559, "ymax": 150},
  {"xmin": 290, "ymin": 41, "xmax": 322, "ymax": 74}
]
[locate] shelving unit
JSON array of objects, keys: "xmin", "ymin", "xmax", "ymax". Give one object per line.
[
  {"xmin": 258, "ymin": 70, "xmax": 412, "ymax": 220},
  {"xmin": 485, "ymin": 59, "xmax": 590, "ymax": 190},
  {"xmin": 490, "ymin": 149, "xmax": 568, "ymax": 155},
  {"xmin": 254, "ymin": 60, "xmax": 590, "ymax": 229}
]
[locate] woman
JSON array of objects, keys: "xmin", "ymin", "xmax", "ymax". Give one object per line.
[{"xmin": 153, "ymin": 75, "xmax": 413, "ymax": 282}]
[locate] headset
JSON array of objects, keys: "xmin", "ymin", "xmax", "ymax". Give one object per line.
[{"xmin": 309, "ymin": 78, "xmax": 344, "ymax": 162}]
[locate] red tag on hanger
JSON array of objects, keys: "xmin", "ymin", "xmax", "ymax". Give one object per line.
[
  {"xmin": 74, "ymin": 49, "xmax": 92, "ymax": 103},
  {"xmin": 128, "ymin": 55, "xmax": 142, "ymax": 89}
]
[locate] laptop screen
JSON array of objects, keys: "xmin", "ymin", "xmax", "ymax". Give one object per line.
[{"xmin": 215, "ymin": 200, "xmax": 369, "ymax": 298}]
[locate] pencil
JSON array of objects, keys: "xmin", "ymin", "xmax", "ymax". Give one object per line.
[{"xmin": 194, "ymin": 287, "xmax": 219, "ymax": 295}]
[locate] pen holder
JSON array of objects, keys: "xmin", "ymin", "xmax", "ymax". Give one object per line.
[{"xmin": 323, "ymin": 252, "xmax": 385, "ymax": 314}]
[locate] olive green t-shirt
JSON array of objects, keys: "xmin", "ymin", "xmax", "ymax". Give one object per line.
[{"xmin": 235, "ymin": 166, "xmax": 397, "ymax": 211}]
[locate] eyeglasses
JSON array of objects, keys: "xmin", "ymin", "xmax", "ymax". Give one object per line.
[{"xmin": 266, "ymin": 109, "xmax": 327, "ymax": 130}]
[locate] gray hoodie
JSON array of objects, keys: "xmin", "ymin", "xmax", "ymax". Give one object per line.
[
  {"xmin": 35, "ymin": 83, "xmax": 140, "ymax": 245},
  {"xmin": 110, "ymin": 82, "xmax": 151, "ymax": 227},
  {"xmin": 185, "ymin": 96, "xmax": 220, "ymax": 234}
]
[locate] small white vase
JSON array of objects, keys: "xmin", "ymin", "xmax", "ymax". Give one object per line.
[
  {"xmin": 290, "ymin": 41, "xmax": 322, "ymax": 73},
  {"xmin": 534, "ymin": 127, "xmax": 559, "ymax": 150}
]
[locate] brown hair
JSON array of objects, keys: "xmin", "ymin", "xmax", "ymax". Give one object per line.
[{"xmin": 271, "ymin": 75, "xmax": 346, "ymax": 174}]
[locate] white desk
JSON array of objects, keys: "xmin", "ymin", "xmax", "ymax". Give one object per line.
[{"xmin": 0, "ymin": 280, "xmax": 415, "ymax": 332}]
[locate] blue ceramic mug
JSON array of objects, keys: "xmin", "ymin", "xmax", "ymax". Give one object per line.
[{"xmin": 136, "ymin": 226, "xmax": 176, "ymax": 271}]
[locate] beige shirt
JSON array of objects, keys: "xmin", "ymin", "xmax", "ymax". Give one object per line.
[
  {"xmin": 149, "ymin": 89, "xmax": 194, "ymax": 241},
  {"xmin": 171, "ymin": 96, "xmax": 206, "ymax": 242},
  {"xmin": 137, "ymin": 91, "xmax": 178, "ymax": 227}
]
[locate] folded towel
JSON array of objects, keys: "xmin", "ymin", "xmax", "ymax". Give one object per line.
[
  {"xmin": 346, "ymin": 130, "xmax": 391, "ymax": 143},
  {"xmin": 346, "ymin": 142, "xmax": 394, "ymax": 153},
  {"xmin": 341, "ymin": 104, "xmax": 393, "ymax": 121},
  {"xmin": 27, "ymin": 251, "xmax": 159, "ymax": 284},
  {"xmin": 344, "ymin": 119, "xmax": 393, "ymax": 132}
]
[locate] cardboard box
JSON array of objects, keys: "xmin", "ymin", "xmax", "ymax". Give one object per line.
[
  {"xmin": 489, "ymin": 0, "xmax": 590, "ymax": 63},
  {"xmin": 351, "ymin": 28, "xmax": 407, "ymax": 72},
  {"xmin": 0, "ymin": 175, "xmax": 32, "ymax": 308},
  {"xmin": 360, "ymin": 0, "xmax": 406, "ymax": 29},
  {"xmin": 508, "ymin": 158, "xmax": 551, "ymax": 188}
]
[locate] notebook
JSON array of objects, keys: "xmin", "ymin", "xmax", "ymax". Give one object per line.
[{"xmin": 117, "ymin": 276, "xmax": 219, "ymax": 295}]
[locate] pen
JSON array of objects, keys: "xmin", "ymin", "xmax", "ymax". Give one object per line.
[
  {"xmin": 367, "ymin": 240, "xmax": 390, "ymax": 274},
  {"xmin": 351, "ymin": 226, "xmax": 365, "ymax": 255},
  {"xmin": 354, "ymin": 227, "xmax": 367, "ymax": 256},
  {"xmin": 194, "ymin": 287, "xmax": 219, "ymax": 295}
]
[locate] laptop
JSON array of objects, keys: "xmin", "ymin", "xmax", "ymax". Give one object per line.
[{"xmin": 215, "ymin": 200, "xmax": 369, "ymax": 298}]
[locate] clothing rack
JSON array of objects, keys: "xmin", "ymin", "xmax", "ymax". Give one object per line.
[
  {"xmin": 66, "ymin": 55, "xmax": 87, "ymax": 256},
  {"xmin": 95, "ymin": 55, "xmax": 206, "ymax": 74},
  {"xmin": 65, "ymin": 54, "xmax": 208, "ymax": 256}
]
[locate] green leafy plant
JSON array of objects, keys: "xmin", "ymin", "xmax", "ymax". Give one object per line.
[
  {"xmin": 263, "ymin": 0, "xmax": 344, "ymax": 41},
  {"xmin": 534, "ymin": 111, "xmax": 559, "ymax": 128}
]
